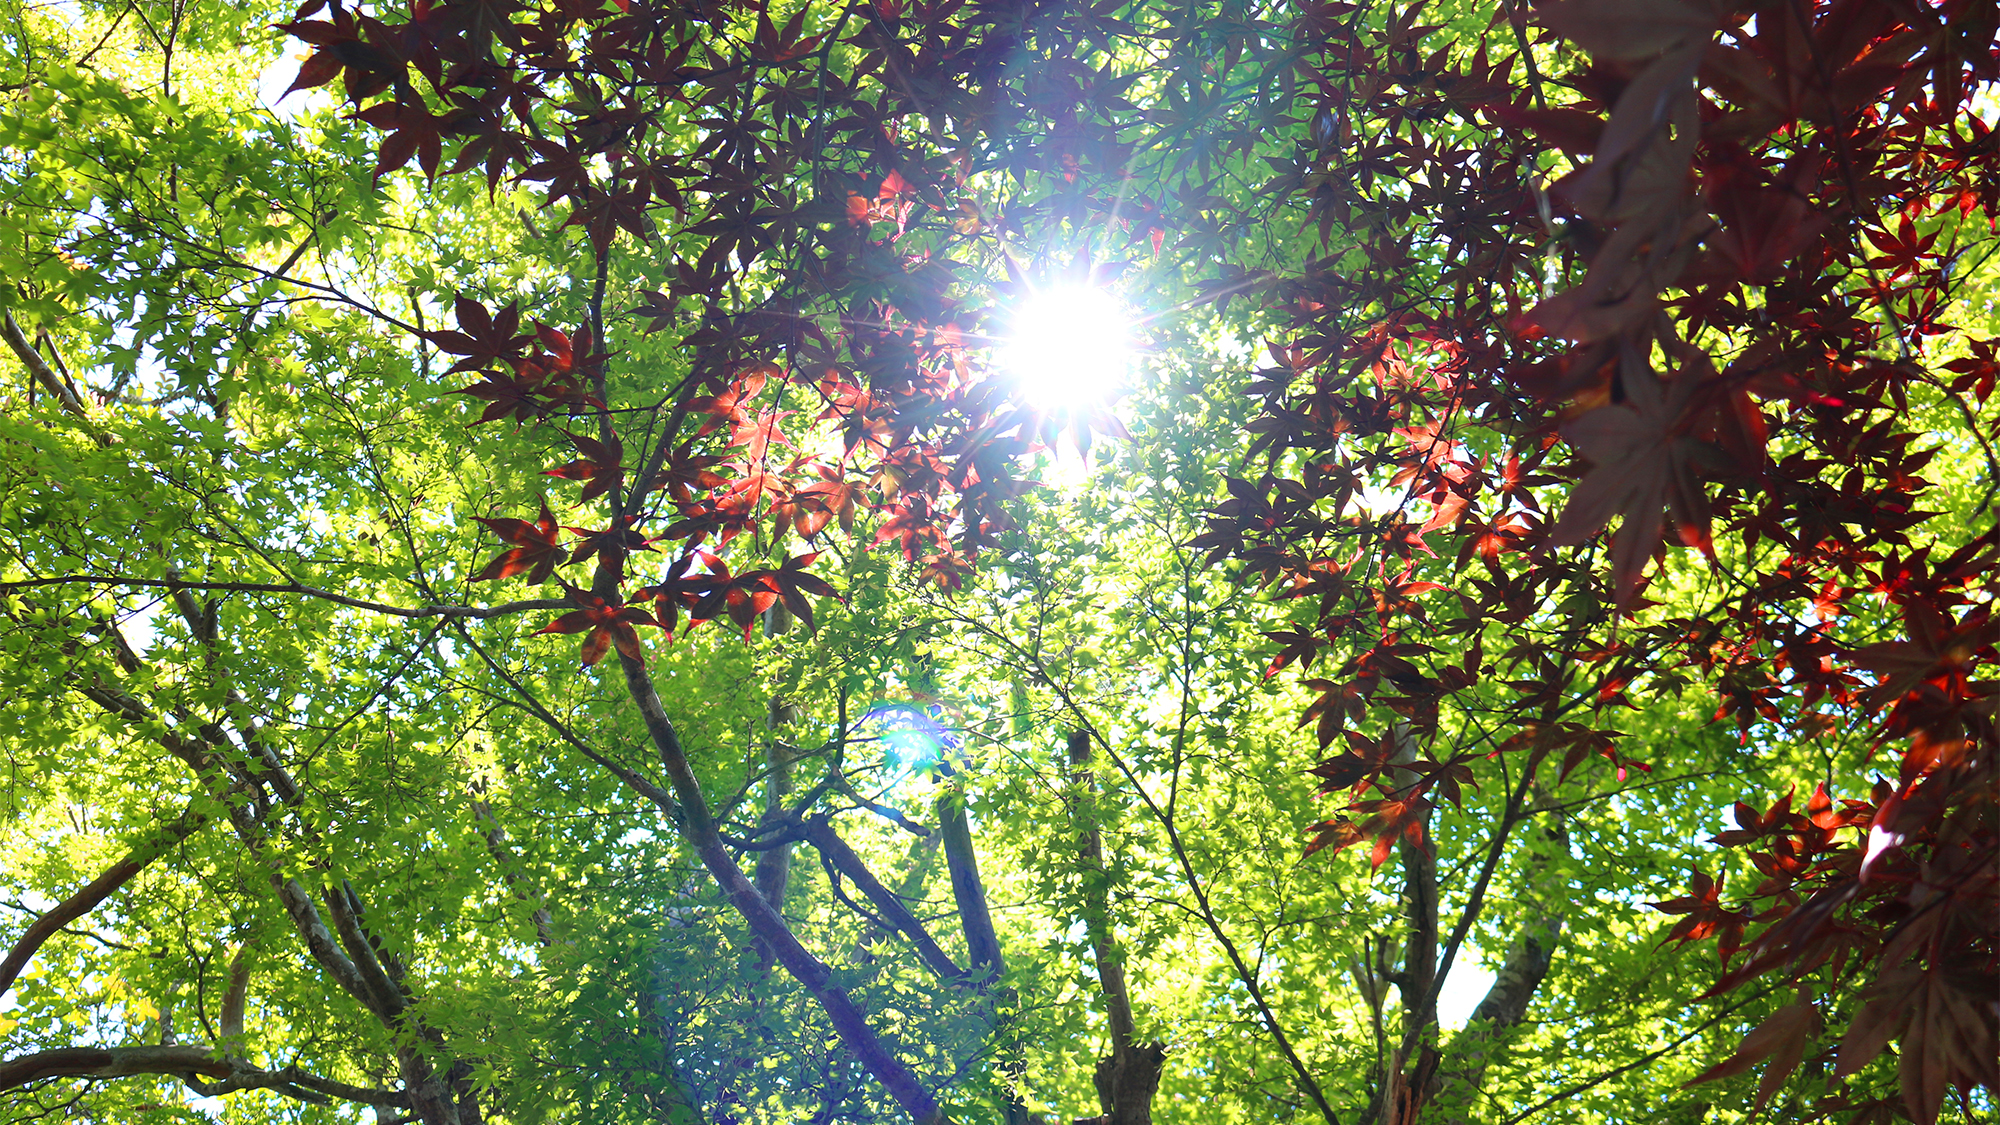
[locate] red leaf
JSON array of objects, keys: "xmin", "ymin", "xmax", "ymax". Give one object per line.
[
  {"xmin": 536, "ymin": 589, "xmax": 654, "ymax": 667},
  {"xmin": 281, "ymin": 50, "xmax": 344, "ymax": 98},
  {"xmin": 543, "ymin": 432, "xmax": 625, "ymax": 504},
  {"xmin": 1686, "ymin": 996, "xmax": 1820, "ymax": 1112},
  {"xmin": 1549, "ymin": 343, "xmax": 1713, "ymax": 604},
  {"xmin": 872, "ymin": 505, "xmax": 947, "ymax": 560},
  {"xmin": 1649, "ymin": 867, "xmax": 1747, "ymax": 954},
  {"xmin": 1303, "ymin": 818, "xmax": 1363, "ymax": 858},
  {"xmin": 472, "ymin": 503, "xmax": 565, "ymax": 584}
]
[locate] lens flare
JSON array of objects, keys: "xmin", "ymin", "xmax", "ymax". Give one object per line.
[
  {"xmin": 995, "ymin": 284, "xmax": 1133, "ymax": 408},
  {"xmin": 863, "ymin": 703, "xmax": 956, "ymax": 769}
]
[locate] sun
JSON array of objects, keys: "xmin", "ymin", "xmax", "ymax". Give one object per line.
[{"xmin": 994, "ymin": 284, "xmax": 1134, "ymax": 408}]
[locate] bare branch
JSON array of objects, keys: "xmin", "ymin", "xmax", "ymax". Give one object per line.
[
  {"xmin": 954, "ymin": 614, "xmax": 1342, "ymax": 1125},
  {"xmin": 935, "ymin": 776, "xmax": 1004, "ymax": 982},
  {"xmin": 320, "ymin": 882, "xmax": 409, "ymax": 1020},
  {"xmin": 1068, "ymin": 730, "xmax": 1166, "ymax": 1125},
  {"xmin": 754, "ymin": 701, "xmax": 799, "ymax": 913},
  {"xmin": 1425, "ymin": 791, "xmax": 1572, "ymax": 1124},
  {"xmin": 612, "ymin": 646, "xmax": 947, "ymax": 1125},
  {"xmin": 219, "ymin": 942, "xmax": 252, "ymax": 1043},
  {"xmin": 2, "ymin": 310, "xmax": 91, "ymax": 422}
]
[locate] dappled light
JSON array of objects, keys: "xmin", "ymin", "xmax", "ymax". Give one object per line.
[{"xmin": 0, "ymin": 1, "xmax": 1994, "ymax": 1124}]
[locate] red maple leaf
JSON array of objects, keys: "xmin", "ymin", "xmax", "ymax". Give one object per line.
[
  {"xmin": 1350, "ymin": 793, "xmax": 1432, "ymax": 869},
  {"xmin": 1303, "ymin": 816, "xmax": 1364, "ymax": 858},
  {"xmin": 1712, "ymin": 788, "xmax": 1802, "ymax": 846},
  {"xmin": 770, "ymin": 466, "xmax": 859, "ymax": 540},
  {"xmin": 1306, "ymin": 728, "xmax": 1409, "ymax": 794},
  {"xmin": 454, "ymin": 368, "xmax": 548, "ymax": 425},
  {"xmin": 726, "ymin": 553, "xmax": 841, "ymax": 635},
  {"xmin": 1649, "ymin": 868, "xmax": 1748, "ymax": 956},
  {"xmin": 872, "ymin": 504, "xmax": 947, "ymax": 560},
  {"xmin": 425, "ymin": 297, "xmax": 530, "ymax": 375},
  {"xmin": 536, "ymin": 588, "xmax": 654, "ymax": 667},
  {"xmin": 522, "ymin": 322, "xmax": 605, "ymax": 386},
  {"xmin": 356, "ymin": 99, "xmax": 446, "ymax": 179},
  {"xmin": 1687, "ymin": 995, "xmax": 1822, "ymax": 1113},
  {"xmin": 1861, "ymin": 216, "xmax": 1939, "ymax": 281},
  {"xmin": 729, "ymin": 408, "xmax": 796, "ymax": 463},
  {"xmin": 471, "ymin": 503, "xmax": 565, "ymax": 584},
  {"xmin": 275, "ymin": 10, "xmax": 403, "ymax": 102},
  {"xmin": 1549, "ymin": 342, "xmax": 1714, "ymax": 604},
  {"xmin": 645, "ymin": 442, "xmax": 733, "ymax": 502},
  {"xmin": 687, "ymin": 366, "xmax": 773, "ymax": 438},
  {"xmin": 632, "ymin": 550, "xmax": 711, "ymax": 639},
  {"xmin": 544, "ymin": 433, "xmax": 625, "ymax": 504},
  {"xmin": 564, "ymin": 516, "xmax": 655, "ymax": 566},
  {"xmin": 1850, "ymin": 602, "xmax": 1997, "ymax": 712}
]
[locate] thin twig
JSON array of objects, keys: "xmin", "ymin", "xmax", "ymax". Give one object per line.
[{"xmin": 1494, "ymin": 987, "xmax": 1777, "ymax": 1125}]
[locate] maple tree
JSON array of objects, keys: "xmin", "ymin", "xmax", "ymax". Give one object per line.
[
  {"xmin": 1194, "ymin": 0, "xmax": 1998, "ymax": 1122},
  {"xmin": 0, "ymin": 0, "xmax": 1995, "ymax": 1122}
]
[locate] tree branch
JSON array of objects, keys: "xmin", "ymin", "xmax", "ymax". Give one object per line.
[
  {"xmin": 219, "ymin": 942, "xmax": 252, "ymax": 1043},
  {"xmin": 1494, "ymin": 989, "xmax": 1776, "ymax": 1125},
  {"xmin": 934, "ymin": 770, "xmax": 1004, "ymax": 982},
  {"xmin": 453, "ymin": 623, "xmax": 683, "ymax": 820},
  {"xmin": 614, "ymin": 648, "xmax": 945, "ymax": 1124},
  {"xmin": 959, "ymin": 614, "xmax": 1341, "ymax": 1125},
  {"xmin": 51, "ymin": 636, "xmax": 397, "ymax": 1035},
  {"xmin": 1405, "ymin": 734, "xmax": 1544, "ymax": 1063},
  {"xmin": 1423, "ymin": 789, "xmax": 1571, "ymax": 1125},
  {"xmin": 1068, "ymin": 730, "xmax": 1166, "ymax": 1125},
  {"xmin": 247, "ymin": 1064, "xmax": 410, "ymax": 1107},
  {"xmin": 1388, "ymin": 728, "xmax": 1439, "ymax": 1045},
  {"xmin": 0, "ymin": 1046, "xmax": 228, "ymax": 1093},
  {"xmin": 0, "ymin": 575, "xmax": 566, "ymax": 621},
  {"xmin": 753, "ymin": 702, "xmax": 799, "ymax": 913},
  {"xmin": 2, "ymin": 310, "xmax": 91, "ymax": 422},
  {"xmin": 0, "ymin": 802, "xmax": 206, "ymax": 999},
  {"xmin": 47, "ymin": 603, "xmax": 400, "ymax": 1032},
  {"xmin": 0, "ymin": 1045, "xmax": 406, "ymax": 1109},
  {"xmin": 469, "ymin": 792, "xmax": 555, "ymax": 947},
  {"xmin": 320, "ymin": 881, "xmax": 409, "ymax": 1020},
  {"xmin": 802, "ymin": 816, "xmax": 966, "ymax": 983}
]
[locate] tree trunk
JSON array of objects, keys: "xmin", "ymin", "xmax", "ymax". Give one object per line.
[
  {"xmin": 1420, "ymin": 787, "xmax": 1571, "ymax": 1125},
  {"xmin": 1067, "ymin": 731, "xmax": 1165, "ymax": 1125},
  {"xmin": 754, "ymin": 693, "xmax": 798, "ymax": 911}
]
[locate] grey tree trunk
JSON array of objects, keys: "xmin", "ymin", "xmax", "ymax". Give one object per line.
[{"xmin": 1421, "ymin": 786, "xmax": 1571, "ymax": 1125}]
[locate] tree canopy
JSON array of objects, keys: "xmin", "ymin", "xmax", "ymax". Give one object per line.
[{"xmin": 0, "ymin": 0, "xmax": 1994, "ymax": 1123}]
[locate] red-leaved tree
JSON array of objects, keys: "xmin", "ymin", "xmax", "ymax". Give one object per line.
[
  {"xmin": 260, "ymin": 0, "xmax": 1190, "ymax": 1118},
  {"xmin": 1195, "ymin": 1, "xmax": 1997, "ymax": 1122},
  {"xmin": 276, "ymin": 0, "xmax": 1996, "ymax": 1120}
]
